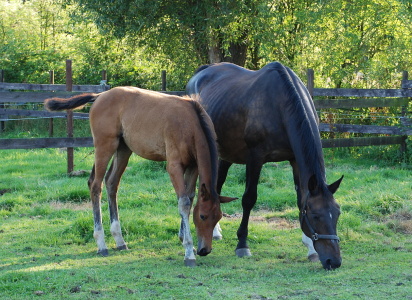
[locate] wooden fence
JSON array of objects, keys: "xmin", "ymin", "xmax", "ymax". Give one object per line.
[
  {"xmin": 1, "ymin": 64, "xmax": 411, "ymax": 173},
  {"xmin": 307, "ymin": 69, "xmax": 411, "ymax": 150}
]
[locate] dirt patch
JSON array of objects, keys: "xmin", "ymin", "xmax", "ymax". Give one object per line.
[
  {"xmin": 387, "ymin": 210, "xmax": 412, "ymax": 234},
  {"xmin": 223, "ymin": 212, "xmax": 299, "ymax": 230},
  {"xmin": 50, "ymin": 200, "xmax": 91, "ymax": 211}
]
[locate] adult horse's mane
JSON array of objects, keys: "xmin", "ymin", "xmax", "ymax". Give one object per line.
[
  {"xmin": 189, "ymin": 100, "xmax": 219, "ymax": 199},
  {"xmin": 272, "ymin": 62, "xmax": 326, "ymax": 190}
]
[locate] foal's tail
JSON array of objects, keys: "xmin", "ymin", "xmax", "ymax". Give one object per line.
[{"xmin": 44, "ymin": 93, "xmax": 99, "ymax": 111}]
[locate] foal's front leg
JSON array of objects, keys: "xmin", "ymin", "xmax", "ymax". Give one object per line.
[
  {"xmin": 168, "ymin": 162, "xmax": 196, "ymax": 266},
  {"xmin": 178, "ymin": 195, "xmax": 196, "ymax": 266}
]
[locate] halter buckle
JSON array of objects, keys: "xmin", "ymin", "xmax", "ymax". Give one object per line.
[{"xmin": 312, "ymin": 233, "xmax": 319, "ymax": 241}]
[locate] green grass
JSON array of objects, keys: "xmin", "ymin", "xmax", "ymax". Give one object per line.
[{"xmin": 0, "ymin": 148, "xmax": 411, "ymax": 299}]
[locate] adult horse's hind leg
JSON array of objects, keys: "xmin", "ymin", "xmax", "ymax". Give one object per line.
[
  {"xmin": 105, "ymin": 138, "xmax": 132, "ymax": 251},
  {"xmin": 236, "ymin": 152, "xmax": 264, "ymax": 257},
  {"xmin": 213, "ymin": 160, "xmax": 233, "ymax": 240}
]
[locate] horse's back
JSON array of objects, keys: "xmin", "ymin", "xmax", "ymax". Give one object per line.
[
  {"xmin": 90, "ymin": 87, "xmax": 202, "ymax": 162},
  {"xmin": 187, "ymin": 62, "xmax": 307, "ymax": 163}
]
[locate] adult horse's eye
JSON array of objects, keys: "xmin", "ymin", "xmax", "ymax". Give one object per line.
[{"xmin": 312, "ymin": 214, "xmax": 320, "ymax": 221}]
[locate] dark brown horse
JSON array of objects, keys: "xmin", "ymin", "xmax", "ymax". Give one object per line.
[
  {"xmin": 44, "ymin": 87, "xmax": 236, "ymax": 266},
  {"xmin": 186, "ymin": 62, "xmax": 343, "ymax": 270}
]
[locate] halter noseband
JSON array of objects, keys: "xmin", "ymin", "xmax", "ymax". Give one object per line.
[{"xmin": 300, "ymin": 193, "xmax": 340, "ymax": 242}]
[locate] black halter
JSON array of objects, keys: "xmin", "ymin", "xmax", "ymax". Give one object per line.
[{"xmin": 300, "ymin": 192, "xmax": 340, "ymax": 242}]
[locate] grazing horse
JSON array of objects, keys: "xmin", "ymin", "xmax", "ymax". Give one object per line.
[
  {"xmin": 186, "ymin": 62, "xmax": 344, "ymax": 270},
  {"xmin": 44, "ymin": 87, "xmax": 236, "ymax": 266}
]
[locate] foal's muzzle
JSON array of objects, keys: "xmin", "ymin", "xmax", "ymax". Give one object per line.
[{"xmin": 197, "ymin": 248, "xmax": 211, "ymax": 256}]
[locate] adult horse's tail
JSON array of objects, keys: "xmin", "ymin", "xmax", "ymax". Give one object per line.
[{"xmin": 44, "ymin": 93, "xmax": 99, "ymax": 111}]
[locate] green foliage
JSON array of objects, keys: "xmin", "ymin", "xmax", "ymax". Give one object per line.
[{"xmin": 2, "ymin": 0, "xmax": 412, "ymax": 90}]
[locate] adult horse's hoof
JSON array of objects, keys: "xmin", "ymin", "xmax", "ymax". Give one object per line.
[
  {"xmin": 235, "ymin": 248, "xmax": 252, "ymax": 257},
  {"xmin": 308, "ymin": 253, "xmax": 319, "ymax": 262},
  {"xmin": 98, "ymin": 249, "xmax": 109, "ymax": 257},
  {"xmin": 117, "ymin": 245, "xmax": 128, "ymax": 251},
  {"xmin": 184, "ymin": 259, "xmax": 196, "ymax": 267}
]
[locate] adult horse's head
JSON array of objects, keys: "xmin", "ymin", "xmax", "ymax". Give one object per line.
[
  {"xmin": 193, "ymin": 184, "xmax": 236, "ymax": 256},
  {"xmin": 299, "ymin": 175, "xmax": 344, "ymax": 270}
]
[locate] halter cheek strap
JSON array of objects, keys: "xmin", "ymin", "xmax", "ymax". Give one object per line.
[{"xmin": 301, "ymin": 209, "xmax": 340, "ymax": 242}]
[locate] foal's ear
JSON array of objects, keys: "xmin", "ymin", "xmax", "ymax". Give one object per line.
[
  {"xmin": 328, "ymin": 175, "xmax": 344, "ymax": 194},
  {"xmin": 200, "ymin": 183, "xmax": 210, "ymax": 200},
  {"xmin": 219, "ymin": 196, "xmax": 238, "ymax": 203}
]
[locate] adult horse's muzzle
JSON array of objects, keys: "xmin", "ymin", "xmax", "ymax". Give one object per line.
[
  {"xmin": 315, "ymin": 239, "xmax": 342, "ymax": 270},
  {"xmin": 322, "ymin": 256, "xmax": 342, "ymax": 270}
]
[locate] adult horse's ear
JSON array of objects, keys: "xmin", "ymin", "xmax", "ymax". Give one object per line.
[
  {"xmin": 219, "ymin": 196, "xmax": 238, "ymax": 203},
  {"xmin": 328, "ymin": 175, "xmax": 344, "ymax": 194},
  {"xmin": 308, "ymin": 174, "xmax": 320, "ymax": 196}
]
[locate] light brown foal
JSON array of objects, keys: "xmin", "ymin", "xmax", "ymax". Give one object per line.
[{"xmin": 44, "ymin": 86, "xmax": 236, "ymax": 266}]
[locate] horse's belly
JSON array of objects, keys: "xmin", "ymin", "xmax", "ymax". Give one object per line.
[{"xmin": 124, "ymin": 135, "xmax": 167, "ymax": 162}]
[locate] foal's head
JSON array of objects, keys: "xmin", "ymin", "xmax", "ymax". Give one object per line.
[
  {"xmin": 300, "ymin": 175, "xmax": 344, "ymax": 270},
  {"xmin": 193, "ymin": 184, "xmax": 236, "ymax": 256}
]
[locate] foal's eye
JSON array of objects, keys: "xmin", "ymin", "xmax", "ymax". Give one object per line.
[{"xmin": 200, "ymin": 215, "xmax": 208, "ymax": 221}]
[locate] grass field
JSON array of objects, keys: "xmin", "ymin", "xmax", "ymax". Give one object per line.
[{"xmin": 0, "ymin": 148, "xmax": 411, "ymax": 299}]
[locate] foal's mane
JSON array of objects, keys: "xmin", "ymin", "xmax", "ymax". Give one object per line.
[
  {"xmin": 271, "ymin": 62, "xmax": 326, "ymax": 188},
  {"xmin": 189, "ymin": 100, "xmax": 219, "ymax": 198}
]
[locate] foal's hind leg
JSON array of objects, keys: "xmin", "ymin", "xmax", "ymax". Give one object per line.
[
  {"xmin": 89, "ymin": 140, "xmax": 119, "ymax": 256},
  {"xmin": 105, "ymin": 139, "xmax": 132, "ymax": 251}
]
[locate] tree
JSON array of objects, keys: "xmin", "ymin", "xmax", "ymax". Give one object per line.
[{"xmin": 64, "ymin": 0, "xmax": 271, "ymax": 67}]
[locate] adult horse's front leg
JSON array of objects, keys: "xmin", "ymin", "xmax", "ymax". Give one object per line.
[
  {"xmin": 168, "ymin": 162, "xmax": 196, "ymax": 266},
  {"xmin": 236, "ymin": 153, "xmax": 264, "ymax": 257},
  {"xmin": 212, "ymin": 160, "xmax": 233, "ymax": 240},
  {"xmin": 290, "ymin": 159, "xmax": 319, "ymax": 262}
]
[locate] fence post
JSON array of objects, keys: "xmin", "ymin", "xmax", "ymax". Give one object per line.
[
  {"xmin": 401, "ymin": 71, "xmax": 408, "ymax": 156},
  {"xmin": 49, "ymin": 70, "xmax": 54, "ymax": 137},
  {"xmin": 161, "ymin": 70, "xmax": 166, "ymax": 91},
  {"xmin": 0, "ymin": 70, "xmax": 4, "ymax": 132},
  {"xmin": 66, "ymin": 60, "xmax": 74, "ymax": 174},
  {"xmin": 307, "ymin": 69, "xmax": 314, "ymax": 97}
]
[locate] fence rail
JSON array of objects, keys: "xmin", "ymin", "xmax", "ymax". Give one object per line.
[{"xmin": 1, "ymin": 65, "xmax": 411, "ymax": 172}]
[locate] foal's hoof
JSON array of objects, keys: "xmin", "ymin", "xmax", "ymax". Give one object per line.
[
  {"xmin": 235, "ymin": 248, "xmax": 252, "ymax": 258},
  {"xmin": 117, "ymin": 245, "xmax": 128, "ymax": 251},
  {"xmin": 308, "ymin": 253, "xmax": 319, "ymax": 262},
  {"xmin": 184, "ymin": 259, "xmax": 196, "ymax": 267},
  {"xmin": 213, "ymin": 235, "xmax": 223, "ymax": 241},
  {"xmin": 98, "ymin": 249, "xmax": 109, "ymax": 257}
]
